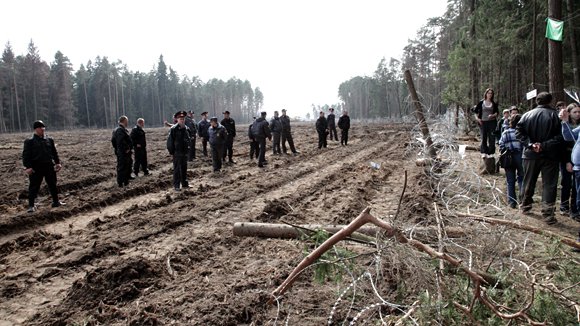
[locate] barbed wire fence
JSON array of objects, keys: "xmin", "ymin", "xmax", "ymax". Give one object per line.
[{"xmin": 272, "ymin": 103, "xmax": 579, "ymax": 325}]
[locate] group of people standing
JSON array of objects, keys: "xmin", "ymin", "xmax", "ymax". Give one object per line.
[
  {"xmin": 476, "ymin": 89, "xmax": 580, "ymax": 226},
  {"xmin": 315, "ymin": 108, "xmax": 351, "ymax": 149}
]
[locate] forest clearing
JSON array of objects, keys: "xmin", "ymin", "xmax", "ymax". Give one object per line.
[{"xmin": 0, "ymin": 120, "xmax": 578, "ymax": 325}]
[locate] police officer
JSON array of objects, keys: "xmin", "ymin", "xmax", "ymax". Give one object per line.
[
  {"xmin": 316, "ymin": 111, "xmax": 328, "ymax": 149},
  {"xmin": 327, "ymin": 107, "xmax": 338, "ymax": 141},
  {"xmin": 198, "ymin": 112, "xmax": 210, "ymax": 157},
  {"xmin": 248, "ymin": 117, "xmax": 258, "ymax": 160},
  {"xmin": 23, "ymin": 120, "xmax": 64, "ymax": 212},
  {"xmin": 270, "ymin": 110, "xmax": 282, "ymax": 155},
  {"xmin": 185, "ymin": 110, "xmax": 198, "ymax": 161},
  {"xmin": 130, "ymin": 118, "xmax": 149, "ymax": 177},
  {"xmin": 112, "ymin": 116, "xmax": 133, "ymax": 187},
  {"xmin": 280, "ymin": 109, "xmax": 299, "ymax": 155},
  {"xmin": 167, "ymin": 111, "xmax": 191, "ymax": 191},
  {"xmin": 209, "ymin": 117, "xmax": 228, "ymax": 172},
  {"xmin": 221, "ymin": 111, "xmax": 236, "ymax": 164},
  {"xmin": 338, "ymin": 110, "xmax": 351, "ymax": 146},
  {"xmin": 251, "ymin": 111, "xmax": 272, "ymax": 168}
]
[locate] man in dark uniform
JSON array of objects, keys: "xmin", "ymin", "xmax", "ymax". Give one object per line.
[
  {"xmin": 198, "ymin": 112, "xmax": 210, "ymax": 157},
  {"xmin": 209, "ymin": 117, "xmax": 228, "ymax": 172},
  {"xmin": 316, "ymin": 111, "xmax": 328, "ymax": 149},
  {"xmin": 112, "ymin": 116, "xmax": 133, "ymax": 187},
  {"xmin": 221, "ymin": 111, "xmax": 237, "ymax": 164},
  {"xmin": 280, "ymin": 109, "xmax": 299, "ymax": 155},
  {"xmin": 251, "ymin": 111, "xmax": 272, "ymax": 168},
  {"xmin": 327, "ymin": 107, "xmax": 338, "ymax": 141},
  {"xmin": 185, "ymin": 110, "xmax": 198, "ymax": 161},
  {"xmin": 338, "ymin": 110, "xmax": 351, "ymax": 146},
  {"xmin": 516, "ymin": 92, "xmax": 563, "ymax": 224},
  {"xmin": 23, "ymin": 120, "xmax": 64, "ymax": 213},
  {"xmin": 270, "ymin": 110, "xmax": 282, "ymax": 155},
  {"xmin": 167, "ymin": 111, "xmax": 191, "ymax": 191},
  {"xmin": 248, "ymin": 117, "xmax": 258, "ymax": 159},
  {"xmin": 130, "ymin": 118, "xmax": 149, "ymax": 177}
]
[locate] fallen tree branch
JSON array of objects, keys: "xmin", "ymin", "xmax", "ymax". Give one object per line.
[
  {"xmin": 271, "ymin": 207, "xmax": 545, "ymax": 324},
  {"xmin": 457, "ymin": 212, "xmax": 580, "ymax": 249}
]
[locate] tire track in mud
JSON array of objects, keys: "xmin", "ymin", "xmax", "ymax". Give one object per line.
[{"xmin": 0, "ymin": 126, "xmax": 413, "ymax": 324}]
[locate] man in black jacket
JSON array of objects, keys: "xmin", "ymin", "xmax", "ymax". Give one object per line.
[
  {"xmin": 316, "ymin": 111, "xmax": 328, "ymax": 149},
  {"xmin": 130, "ymin": 118, "xmax": 149, "ymax": 177},
  {"xmin": 185, "ymin": 110, "xmax": 197, "ymax": 161},
  {"xmin": 516, "ymin": 92, "xmax": 563, "ymax": 224},
  {"xmin": 23, "ymin": 120, "xmax": 64, "ymax": 212},
  {"xmin": 197, "ymin": 112, "xmax": 210, "ymax": 157},
  {"xmin": 167, "ymin": 111, "xmax": 192, "ymax": 191},
  {"xmin": 221, "ymin": 111, "xmax": 236, "ymax": 164},
  {"xmin": 280, "ymin": 109, "xmax": 298, "ymax": 155},
  {"xmin": 327, "ymin": 107, "xmax": 338, "ymax": 141},
  {"xmin": 270, "ymin": 110, "xmax": 282, "ymax": 155},
  {"xmin": 251, "ymin": 111, "xmax": 272, "ymax": 168},
  {"xmin": 338, "ymin": 110, "xmax": 351, "ymax": 146},
  {"xmin": 209, "ymin": 117, "xmax": 228, "ymax": 172},
  {"xmin": 112, "ymin": 116, "xmax": 133, "ymax": 187}
]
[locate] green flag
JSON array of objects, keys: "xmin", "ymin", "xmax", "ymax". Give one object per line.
[{"xmin": 546, "ymin": 17, "xmax": 564, "ymax": 41}]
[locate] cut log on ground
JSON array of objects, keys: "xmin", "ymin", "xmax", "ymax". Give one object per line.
[
  {"xmin": 233, "ymin": 222, "xmax": 467, "ymax": 242},
  {"xmin": 458, "ymin": 212, "xmax": 580, "ymax": 249}
]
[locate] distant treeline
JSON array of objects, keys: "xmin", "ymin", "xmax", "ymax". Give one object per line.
[
  {"xmin": 339, "ymin": 0, "xmax": 580, "ymax": 119},
  {"xmin": 0, "ymin": 41, "xmax": 264, "ymax": 132}
]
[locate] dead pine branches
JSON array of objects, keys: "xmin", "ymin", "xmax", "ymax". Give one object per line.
[{"xmin": 271, "ymin": 207, "xmax": 546, "ymax": 325}]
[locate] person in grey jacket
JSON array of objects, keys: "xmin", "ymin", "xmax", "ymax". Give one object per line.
[
  {"xmin": 515, "ymin": 92, "xmax": 563, "ymax": 224},
  {"xmin": 208, "ymin": 117, "xmax": 228, "ymax": 172},
  {"xmin": 270, "ymin": 111, "xmax": 282, "ymax": 155}
]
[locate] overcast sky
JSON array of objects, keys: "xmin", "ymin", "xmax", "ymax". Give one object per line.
[{"xmin": 2, "ymin": 0, "xmax": 448, "ymax": 118}]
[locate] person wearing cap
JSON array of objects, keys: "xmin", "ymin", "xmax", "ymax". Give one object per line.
[
  {"xmin": 280, "ymin": 109, "xmax": 299, "ymax": 155},
  {"xmin": 316, "ymin": 111, "xmax": 329, "ymax": 149},
  {"xmin": 167, "ymin": 111, "xmax": 192, "ymax": 191},
  {"xmin": 248, "ymin": 117, "xmax": 259, "ymax": 160},
  {"xmin": 185, "ymin": 110, "xmax": 198, "ymax": 161},
  {"xmin": 337, "ymin": 110, "xmax": 351, "ymax": 145},
  {"xmin": 209, "ymin": 117, "xmax": 228, "ymax": 172},
  {"xmin": 327, "ymin": 108, "xmax": 338, "ymax": 141},
  {"xmin": 130, "ymin": 118, "xmax": 149, "ymax": 177},
  {"xmin": 251, "ymin": 111, "xmax": 272, "ymax": 167},
  {"xmin": 22, "ymin": 120, "xmax": 64, "ymax": 213},
  {"xmin": 270, "ymin": 111, "xmax": 282, "ymax": 155},
  {"xmin": 112, "ymin": 116, "xmax": 134, "ymax": 187},
  {"xmin": 221, "ymin": 111, "xmax": 237, "ymax": 164},
  {"xmin": 197, "ymin": 112, "xmax": 210, "ymax": 157}
]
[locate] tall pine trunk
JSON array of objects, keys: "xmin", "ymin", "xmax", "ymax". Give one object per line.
[
  {"xmin": 567, "ymin": 0, "xmax": 580, "ymax": 86},
  {"xmin": 549, "ymin": 0, "xmax": 564, "ymax": 102}
]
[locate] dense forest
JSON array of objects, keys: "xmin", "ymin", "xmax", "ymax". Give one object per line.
[
  {"xmin": 339, "ymin": 0, "xmax": 580, "ymax": 120},
  {"xmin": 0, "ymin": 41, "xmax": 263, "ymax": 132}
]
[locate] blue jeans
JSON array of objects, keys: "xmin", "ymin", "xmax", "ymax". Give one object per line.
[
  {"xmin": 505, "ymin": 150, "xmax": 523, "ymax": 205},
  {"xmin": 574, "ymin": 170, "xmax": 580, "ymax": 216},
  {"xmin": 560, "ymin": 163, "xmax": 578, "ymax": 213}
]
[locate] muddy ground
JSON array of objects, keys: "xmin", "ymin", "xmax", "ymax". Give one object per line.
[{"xmin": 0, "ymin": 122, "xmax": 577, "ymax": 325}]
